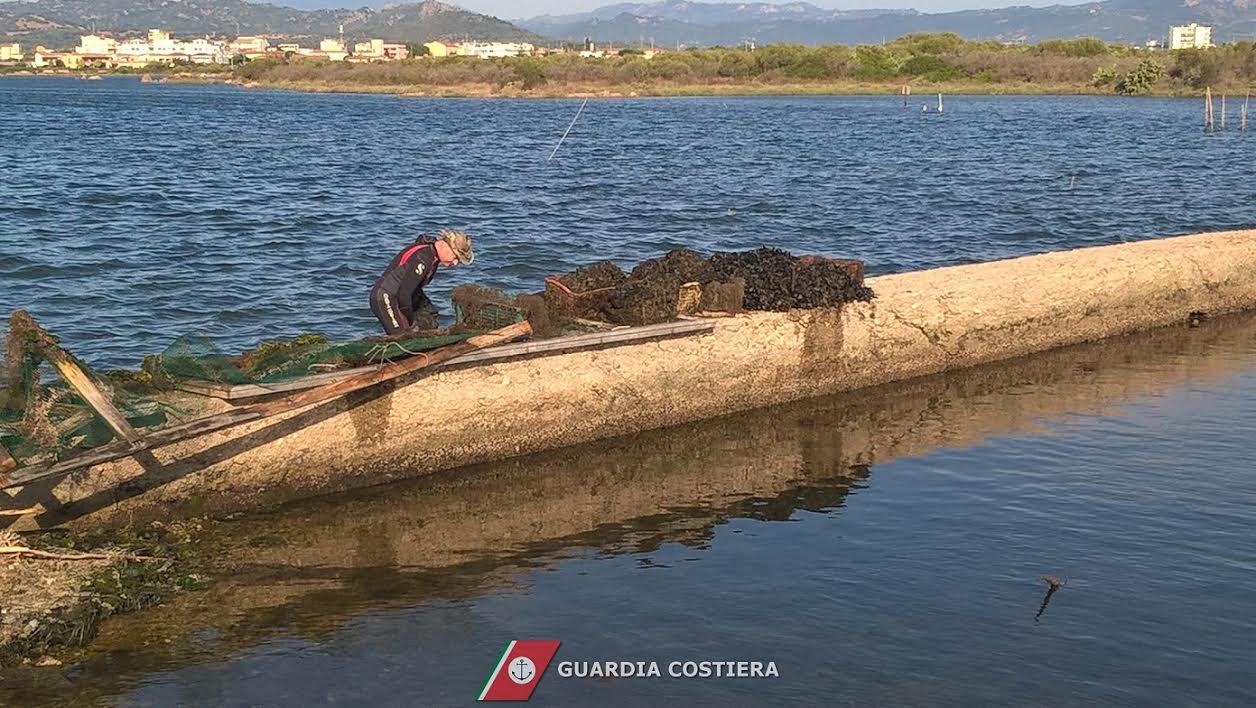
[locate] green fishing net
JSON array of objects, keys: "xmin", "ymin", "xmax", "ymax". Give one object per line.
[
  {"xmin": 0, "ymin": 310, "xmax": 479, "ymax": 470},
  {"xmin": 147, "ymin": 331, "xmax": 476, "ymax": 387},
  {"xmin": 2, "ymin": 311, "xmax": 174, "ymax": 469}
]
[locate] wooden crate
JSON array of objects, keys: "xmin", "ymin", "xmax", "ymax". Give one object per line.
[{"xmin": 544, "ymin": 277, "xmax": 616, "ymax": 320}]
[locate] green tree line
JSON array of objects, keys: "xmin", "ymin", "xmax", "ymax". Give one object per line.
[{"xmin": 231, "ymin": 33, "xmax": 1256, "ymax": 95}]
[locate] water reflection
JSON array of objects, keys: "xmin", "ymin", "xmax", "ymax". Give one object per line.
[{"xmin": 5, "ymin": 311, "xmax": 1256, "ymax": 705}]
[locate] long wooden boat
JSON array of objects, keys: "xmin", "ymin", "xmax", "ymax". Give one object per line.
[{"xmin": 3, "ymin": 229, "xmax": 1256, "ymax": 531}]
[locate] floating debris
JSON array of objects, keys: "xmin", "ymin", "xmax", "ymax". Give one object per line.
[{"xmin": 1035, "ymin": 574, "xmax": 1068, "ymax": 622}]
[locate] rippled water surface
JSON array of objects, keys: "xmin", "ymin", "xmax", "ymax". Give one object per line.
[
  {"xmin": 2, "ymin": 79, "xmax": 1256, "ymax": 708},
  {"xmin": 2, "ymin": 77, "xmax": 1254, "ymax": 368}
]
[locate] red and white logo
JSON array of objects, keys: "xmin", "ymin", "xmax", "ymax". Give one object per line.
[{"xmin": 478, "ymin": 640, "xmax": 561, "ymax": 702}]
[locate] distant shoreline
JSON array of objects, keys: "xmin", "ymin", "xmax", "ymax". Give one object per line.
[
  {"xmin": 3, "ymin": 70, "xmax": 1247, "ymax": 100},
  {"xmin": 3, "ymin": 71, "xmax": 1234, "ymax": 100}
]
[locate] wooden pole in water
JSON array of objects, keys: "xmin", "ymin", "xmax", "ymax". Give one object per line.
[
  {"xmin": 1243, "ymin": 92, "xmax": 1250, "ymax": 134},
  {"xmin": 1205, "ymin": 87, "xmax": 1214, "ymax": 133},
  {"xmin": 547, "ymin": 97, "xmax": 589, "ymax": 164},
  {"xmin": 2, "ymin": 321, "xmax": 534, "ymax": 491},
  {"xmin": 1221, "ymin": 93, "xmax": 1227, "ymax": 131},
  {"xmin": 938, "ymin": 92, "xmax": 944, "ymax": 113}
]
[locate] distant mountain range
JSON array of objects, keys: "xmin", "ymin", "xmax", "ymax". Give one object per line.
[
  {"xmin": 0, "ymin": 0, "xmax": 543, "ymax": 48},
  {"xmin": 520, "ymin": 0, "xmax": 1256, "ymax": 46},
  {"xmin": 2, "ymin": 0, "xmax": 1253, "ymax": 51}
]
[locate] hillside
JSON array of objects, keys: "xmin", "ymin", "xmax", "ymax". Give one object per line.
[
  {"xmin": 0, "ymin": 0, "xmax": 543, "ymax": 48},
  {"xmin": 521, "ymin": 0, "xmax": 1256, "ymax": 46}
]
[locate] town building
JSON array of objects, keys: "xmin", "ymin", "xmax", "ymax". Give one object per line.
[
  {"xmin": 351, "ymin": 39, "xmax": 409, "ymax": 61},
  {"xmin": 0, "ymin": 43, "xmax": 21, "ymax": 63},
  {"xmin": 461, "ymin": 42, "xmax": 535, "ymax": 59},
  {"xmin": 76, "ymin": 35, "xmax": 118, "ymax": 55},
  {"xmin": 424, "ymin": 41, "xmax": 452, "ymax": 57},
  {"xmin": 230, "ymin": 36, "xmax": 271, "ymax": 59},
  {"xmin": 116, "ymin": 38, "xmax": 224, "ymax": 66},
  {"xmin": 32, "ymin": 48, "xmax": 83, "ymax": 69},
  {"xmin": 1170, "ymin": 23, "xmax": 1213, "ymax": 50}
]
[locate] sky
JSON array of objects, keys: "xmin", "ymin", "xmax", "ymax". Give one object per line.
[{"xmin": 453, "ymin": 0, "xmax": 1096, "ymax": 20}]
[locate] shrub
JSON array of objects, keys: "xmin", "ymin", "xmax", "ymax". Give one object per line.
[
  {"xmin": 853, "ymin": 45, "xmax": 899, "ymax": 81},
  {"xmin": 1117, "ymin": 59, "xmax": 1164, "ymax": 95},
  {"xmin": 1089, "ymin": 65, "xmax": 1117, "ymax": 87},
  {"xmin": 512, "ymin": 59, "xmax": 547, "ymax": 90},
  {"xmin": 1170, "ymin": 49, "xmax": 1221, "ymax": 89},
  {"xmin": 900, "ymin": 54, "xmax": 968, "ymax": 81},
  {"xmin": 1037, "ymin": 38, "xmax": 1112, "ymax": 58}
]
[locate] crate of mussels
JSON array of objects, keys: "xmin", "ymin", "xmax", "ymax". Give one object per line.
[{"xmin": 544, "ymin": 261, "xmax": 627, "ymax": 320}]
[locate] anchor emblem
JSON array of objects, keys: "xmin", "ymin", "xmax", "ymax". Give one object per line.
[{"xmin": 509, "ymin": 657, "xmax": 537, "ymax": 685}]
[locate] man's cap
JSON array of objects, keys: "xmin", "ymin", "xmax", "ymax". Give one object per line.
[{"xmin": 439, "ymin": 229, "xmax": 474, "ymax": 265}]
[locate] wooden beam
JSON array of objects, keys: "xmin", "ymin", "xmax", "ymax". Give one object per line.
[
  {"xmin": 0, "ymin": 443, "xmax": 15, "ymax": 477},
  {"xmin": 3, "ymin": 321, "xmax": 533, "ymax": 491},
  {"xmin": 179, "ymin": 319, "xmax": 716, "ymax": 401},
  {"xmin": 14, "ymin": 312, "xmax": 141, "ymax": 445}
]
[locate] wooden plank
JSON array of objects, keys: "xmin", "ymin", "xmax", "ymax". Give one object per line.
[
  {"xmin": 0, "ymin": 443, "xmax": 15, "ymax": 477},
  {"xmin": 176, "ymin": 365, "xmax": 385, "ymax": 399},
  {"xmin": 3, "ymin": 322, "xmax": 533, "ymax": 491},
  {"xmin": 249, "ymin": 323, "xmax": 531, "ymax": 417},
  {"xmin": 45, "ymin": 345, "xmax": 140, "ymax": 444},
  {"xmin": 179, "ymin": 319, "xmax": 715, "ymax": 401}
]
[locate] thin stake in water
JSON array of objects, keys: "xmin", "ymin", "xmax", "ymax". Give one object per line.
[
  {"xmin": 547, "ymin": 98, "xmax": 590, "ymax": 164},
  {"xmin": 1205, "ymin": 87, "xmax": 1215, "ymax": 133}
]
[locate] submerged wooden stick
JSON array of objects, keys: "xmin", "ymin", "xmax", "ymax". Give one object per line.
[
  {"xmin": 0, "ymin": 546, "xmax": 152, "ymax": 561},
  {"xmin": 2, "ymin": 321, "xmax": 533, "ymax": 491}
]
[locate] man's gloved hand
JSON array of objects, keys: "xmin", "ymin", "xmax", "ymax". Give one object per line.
[{"xmin": 409, "ymin": 309, "xmax": 440, "ymax": 332}]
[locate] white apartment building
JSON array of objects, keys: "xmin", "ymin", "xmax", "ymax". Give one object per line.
[
  {"xmin": 76, "ymin": 35, "xmax": 118, "ymax": 55},
  {"xmin": 115, "ymin": 34, "xmax": 229, "ymax": 66},
  {"xmin": 1170, "ymin": 23, "xmax": 1214, "ymax": 50},
  {"xmin": 461, "ymin": 42, "xmax": 535, "ymax": 59}
]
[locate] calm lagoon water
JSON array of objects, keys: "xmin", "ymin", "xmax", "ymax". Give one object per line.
[
  {"xmin": 1, "ymin": 78, "xmax": 1255, "ymax": 707},
  {"xmin": 2, "ymin": 77, "xmax": 1254, "ymax": 368}
]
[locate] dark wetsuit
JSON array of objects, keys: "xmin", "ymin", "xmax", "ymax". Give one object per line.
[{"xmin": 370, "ymin": 236, "xmax": 441, "ymax": 335}]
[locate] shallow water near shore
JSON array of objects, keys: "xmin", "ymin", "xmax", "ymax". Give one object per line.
[{"xmin": 1, "ymin": 312, "xmax": 1254, "ymax": 706}]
